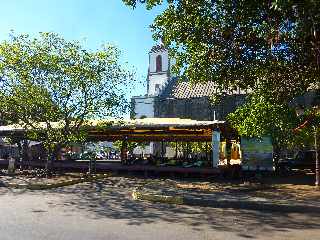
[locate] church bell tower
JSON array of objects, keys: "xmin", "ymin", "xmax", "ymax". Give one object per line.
[{"xmin": 147, "ymin": 44, "xmax": 170, "ymax": 96}]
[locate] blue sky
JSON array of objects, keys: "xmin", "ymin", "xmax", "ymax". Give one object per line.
[{"xmin": 0, "ymin": 0, "xmax": 165, "ymax": 97}]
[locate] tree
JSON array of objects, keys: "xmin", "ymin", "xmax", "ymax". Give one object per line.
[
  {"xmin": 0, "ymin": 32, "xmax": 134, "ymax": 170},
  {"xmin": 123, "ymin": 1, "xmax": 319, "ymax": 92},
  {"xmin": 124, "ymin": 0, "xmax": 320, "ymax": 147},
  {"xmin": 227, "ymin": 95, "xmax": 299, "ymax": 147}
]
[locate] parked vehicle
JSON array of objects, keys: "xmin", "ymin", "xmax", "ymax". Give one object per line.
[{"xmin": 278, "ymin": 150, "xmax": 319, "ymax": 172}]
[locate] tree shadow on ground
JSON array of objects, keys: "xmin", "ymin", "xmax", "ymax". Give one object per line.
[{"xmin": 34, "ymin": 177, "xmax": 320, "ymax": 239}]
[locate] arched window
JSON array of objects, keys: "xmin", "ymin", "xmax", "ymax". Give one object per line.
[{"xmin": 156, "ymin": 55, "xmax": 162, "ymax": 72}]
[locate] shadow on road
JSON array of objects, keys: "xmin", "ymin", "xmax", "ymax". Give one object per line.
[{"xmin": 29, "ymin": 177, "xmax": 320, "ymax": 239}]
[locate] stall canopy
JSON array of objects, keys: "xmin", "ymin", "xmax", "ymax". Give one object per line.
[{"xmin": 0, "ymin": 118, "xmax": 234, "ymax": 142}]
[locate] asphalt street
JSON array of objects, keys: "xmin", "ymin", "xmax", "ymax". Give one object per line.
[{"xmin": 0, "ymin": 181, "xmax": 319, "ymax": 240}]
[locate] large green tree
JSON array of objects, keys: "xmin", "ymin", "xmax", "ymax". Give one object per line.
[
  {"xmin": 227, "ymin": 95, "xmax": 299, "ymax": 146},
  {"xmin": 124, "ymin": 0, "xmax": 320, "ymax": 147},
  {"xmin": 0, "ymin": 32, "xmax": 134, "ymax": 168}
]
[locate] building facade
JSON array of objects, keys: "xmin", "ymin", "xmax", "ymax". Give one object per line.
[
  {"xmin": 131, "ymin": 44, "xmax": 246, "ymax": 122},
  {"xmin": 131, "ymin": 44, "xmax": 245, "ymax": 156}
]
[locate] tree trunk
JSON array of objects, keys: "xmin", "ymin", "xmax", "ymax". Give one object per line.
[
  {"xmin": 45, "ymin": 148, "xmax": 55, "ymax": 177},
  {"xmin": 22, "ymin": 140, "xmax": 29, "ymax": 169},
  {"xmin": 121, "ymin": 140, "xmax": 128, "ymax": 165},
  {"xmin": 314, "ymin": 126, "xmax": 319, "ymax": 188},
  {"xmin": 17, "ymin": 141, "xmax": 22, "ymax": 170}
]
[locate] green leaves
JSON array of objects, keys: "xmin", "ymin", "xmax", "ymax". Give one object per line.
[
  {"xmin": 0, "ymin": 32, "xmax": 135, "ymax": 152},
  {"xmin": 123, "ymin": 0, "xmax": 167, "ymax": 10},
  {"xmin": 227, "ymin": 94, "xmax": 300, "ymax": 148},
  {"xmin": 124, "ymin": 0, "xmax": 320, "ymax": 148},
  {"xmin": 124, "ymin": 0, "xmax": 319, "ymax": 94}
]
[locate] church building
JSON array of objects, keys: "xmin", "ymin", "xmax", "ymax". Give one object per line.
[
  {"xmin": 130, "ymin": 44, "xmax": 246, "ymax": 157},
  {"xmin": 131, "ymin": 43, "xmax": 246, "ymax": 122}
]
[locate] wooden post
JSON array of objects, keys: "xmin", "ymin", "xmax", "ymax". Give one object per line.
[
  {"xmin": 161, "ymin": 140, "xmax": 164, "ymax": 162},
  {"xmin": 186, "ymin": 142, "xmax": 190, "ymax": 159},
  {"xmin": 205, "ymin": 142, "xmax": 209, "ymax": 162},
  {"xmin": 175, "ymin": 141, "xmax": 178, "ymax": 158},
  {"xmin": 314, "ymin": 126, "xmax": 319, "ymax": 188},
  {"xmin": 22, "ymin": 139, "xmax": 29, "ymax": 168}
]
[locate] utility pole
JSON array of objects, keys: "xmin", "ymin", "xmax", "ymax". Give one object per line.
[
  {"xmin": 314, "ymin": 126, "xmax": 319, "ymax": 188},
  {"xmin": 294, "ymin": 106, "xmax": 319, "ymax": 188}
]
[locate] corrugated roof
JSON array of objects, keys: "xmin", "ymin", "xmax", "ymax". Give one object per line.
[
  {"xmin": 0, "ymin": 118, "xmax": 225, "ymax": 134},
  {"xmin": 112, "ymin": 118, "xmax": 224, "ymax": 129}
]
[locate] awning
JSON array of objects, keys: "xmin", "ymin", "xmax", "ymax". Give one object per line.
[{"xmin": 0, "ymin": 118, "xmax": 236, "ymax": 142}]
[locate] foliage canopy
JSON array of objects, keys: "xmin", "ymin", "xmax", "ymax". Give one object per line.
[
  {"xmin": 0, "ymin": 32, "xmax": 134, "ymax": 154},
  {"xmin": 124, "ymin": 0, "xmax": 320, "ymax": 147}
]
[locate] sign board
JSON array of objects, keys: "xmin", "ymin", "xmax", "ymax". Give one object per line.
[{"xmin": 241, "ymin": 136, "xmax": 273, "ymax": 171}]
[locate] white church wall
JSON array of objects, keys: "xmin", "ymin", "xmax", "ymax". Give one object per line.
[
  {"xmin": 148, "ymin": 74, "xmax": 169, "ymax": 96},
  {"xmin": 133, "ymin": 96, "xmax": 155, "ymax": 118}
]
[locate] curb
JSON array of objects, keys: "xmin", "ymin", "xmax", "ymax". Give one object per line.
[
  {"xmin": 132, "ymin": 190, "xmax": 184, "ymax": 204},
  {"xmin": 176, "ymin": 183, "xmax": 275, "ymax": 193},
  {"xmin": 2, "ymin": 174, "xmax": 111, "ymax": 190},
  {"xmin": 131, "ymin": 190, "xmax": 320, "ymax": 213}
]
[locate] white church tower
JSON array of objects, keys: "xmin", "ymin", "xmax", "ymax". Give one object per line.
[
  {"xmin": 147, "ymin": 44, "xmax": 170, "ymax": 96},
  {"xmin": 131, "ymin": 43, "xmax": 171, "ymax": 119},
  {"xmin": 131, "ymin": 44, "xmax": 172, "ymax": 155}
]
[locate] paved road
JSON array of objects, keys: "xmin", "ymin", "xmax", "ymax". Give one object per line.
[{"xmin": 0, "ymin": 182, "xmax": 319, "ymax": 240}]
